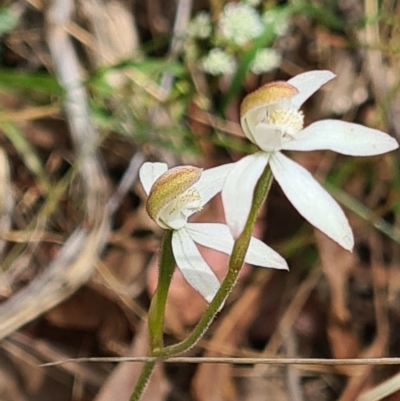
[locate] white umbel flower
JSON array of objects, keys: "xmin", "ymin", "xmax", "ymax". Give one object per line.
[
  {"xmin": 140, "ymin": 162, "xmax": 288, "ymax": 302},
  {"xmin": 250, "ymin": 48, "xmax": 281, "ymax": 74},
  {"xmin": 201, "ymin": 48, "xmax": 236, "ymax": 75},
  {"xmin": 222, "ymin": 70, "xmax": 399, "ymax": 250},
  {"xmin": 189, "ymin": 11, "xmax": 212, "ymax": 39},
  {"xmin": 263, "ymin": 9, "xmax": 289, "ymax": 36},
  {"xmin": 218, "ymin": 3, "xmax": 264, "ymax": 46}
]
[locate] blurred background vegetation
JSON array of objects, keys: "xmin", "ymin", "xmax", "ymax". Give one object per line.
[{"xmin": 1, "ymin": 0, "xmax": 400, "ymax": 400}]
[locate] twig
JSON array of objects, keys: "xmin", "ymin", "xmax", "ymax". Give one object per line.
[
  {"xmin": 159, "ymin": 0, "xmax": 193, "ymax": 93},
  {"xmin": 0, "ymin": 148, "xmax": 13, "ymax": 259},
  {"xmin": 41, "ymin": 356, "xmax": 400, "ymax": 367}
]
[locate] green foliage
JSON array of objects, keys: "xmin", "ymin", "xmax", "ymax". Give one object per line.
[
  {"xmin": 0, "ymin": 69, "xmax": 62, "ymax": 97},
  {"xmin": 292, "ymin": 0, "xmax": 346, "ymax": 31},
  {"xmin": 0, "ymin": 119, "xmax": 51, "ymax": 193},
  {"xmin": 87, "ymin": 58, "xmax": 199, "ymax": 154}
]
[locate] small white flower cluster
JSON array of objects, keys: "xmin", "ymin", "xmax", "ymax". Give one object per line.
[
  {"xmin": 201, "ymin": 48, "xmax": 236, "ymax": 76},
  {"xmin": 186, "ymin": 1, "xmax": 288, "ymax": 77},
  {"xmin": 188, "ymin": 11, "xmax": 212, "ymax": 39},
  {"xmin": 218, "ymin": 2, "xmax": 264, "ymax": 46},
  {"xmin": 262, "ymin": 9, "xmax": 289, "ymax": 36},
  {"xmin": 250, "ymin": 48, "xmax": 281, "ymax": 74}
]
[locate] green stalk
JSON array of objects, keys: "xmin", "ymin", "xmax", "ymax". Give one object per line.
[
  {"xmin": 154, "ymin": 165, "xmax": 273, "ymax": 358},
  {"xmin": 129, "ymin": 230, "xmax": 175, "ymax": 401},
  {"xmin": 147, "ymin": 230, "xmax": 175, "ymax": 351},
  {"xmin": 129, "ymin": 360, "xmax": 156, "ymax": 401}
]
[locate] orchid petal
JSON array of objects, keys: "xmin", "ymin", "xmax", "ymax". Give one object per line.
[
  {"xmin": 282, "ymin": 120, "xmax": 399, "ymax": 155},
  {"xmin": 246, "ymin": 236, "xmax": 289, "ymax": 270},
  {"xmin": 185, "ymin": 223, "xmax": 234, "ymax": 253},
  {"xmin": 222, "ymin": 153, "xmax": 270, "ymax": 239},
  {"xmin": 270, "ymin": 152, "xmax": 354, "ymax": 251},
  {"xmin": 172, "ymin": 228, "xmax": 221, "ymax": 302},
  {"xmin": 288, "ymin": 70, "xmax": 336, "ymax": 110},
  {"xmin": 186, "ymin": 223, "xmax": 288, "ymax": 270},
  {"xmin": 241, "ymin": 108, "xmax": 261, "ymax": 143},
  {"xmin": 193, "ymin": 163, "xmax": 234, "ymax": 206},
  {"xmin": 253, "ymin": 123, "xmax": 284, "ymax": 151},
  {"xmin": 139, "ymin": 162, "xmax": 168, "ymax": 195}
]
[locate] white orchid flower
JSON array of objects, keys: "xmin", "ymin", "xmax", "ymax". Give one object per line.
[
  {"xmin": 222, "ymin": 70, "xmax": 399, "ymax": 250},
  {"xmin": 140, "ymin": 162, "xmax": 288, "ymax": 302}
]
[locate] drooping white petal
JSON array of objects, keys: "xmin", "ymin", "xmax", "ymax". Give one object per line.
[
  {"xmin": 282, "ymin": 120, "xmax": 399, "ymax": 155},
  {"xmin": 185, "ymin": 223, "xmax": 288, "ymax": 270},
  {"xmin": 139, "ymin": 162, "xmax": 168, "ymax": 195},
  {"xmin": 185, "ymin": 223, "xmax": 235, "ymax": 253},
  {"xmin": 246, "ymin": 236, "xmax": 289, "ymax": 270},
  {"xmin": 270, "ymin": 152, "xmax": 354, "ymax": 251},
  {"xmin": 287, "ymin": 70, "xmax": 336, "ymax": 110},
  {"xmin": 172, "ymin": 228, "xmax": 221, "ymax": 303},
  {"xmin": 193, "ymin": 163, "xmax": 234, "ymax": 206},
  {"xmin": 222, "ymin": 153, "xmax": 270, "ymax": 239}
]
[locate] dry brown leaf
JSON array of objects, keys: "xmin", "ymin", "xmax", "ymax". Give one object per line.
[
  {"xmin": 0, "ymin": 367, "xmax": 29, "ymax": 401},
  {"xmin": 45, "ymin": 287, "xmax": 129, "ymax": 346},
  {"xmin": 80, "ymin": 0, "xmax": 142, "ymax": 67},
  {"xmin": 241, "ymin": 375, "xmax": 289, "ymax": 401},
  {"xmin": 338, "ymin": 232, "xmax": 389, "ymax": 401},
  {"xmin": 315, "ymin": 230, "xmax": 361, "ymax": 378},
  {"xmin": 315, "ymin": 230, "xmax": 356, "ymax": 325},
  {"xmin": 319, "ymin": 48, "xmax": 368, "ymax": 116}
]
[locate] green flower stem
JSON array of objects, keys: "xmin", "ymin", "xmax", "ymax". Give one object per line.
[
  {"xmin": 129, "ymin": 230, "xmax": 175, "ymax": 401},
  {"xmin": 147, "ymin": 230, "xmax": 175, "ymax": 351},
  {"xmin": 129, "ymin": 360, "xmax": 156, "ymax": 401},
  {"xmin": 154, "ymin": 165, "xmax": 273, "ymax": 358}
]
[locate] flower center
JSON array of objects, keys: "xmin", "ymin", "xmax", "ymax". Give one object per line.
[
  {"xmin": 267, "ymin": 108, "xmax": 304, "ymax": 137},
  {"xmin": 159, "ymin": 187, "xmax": 202, "ymax": 230}
]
